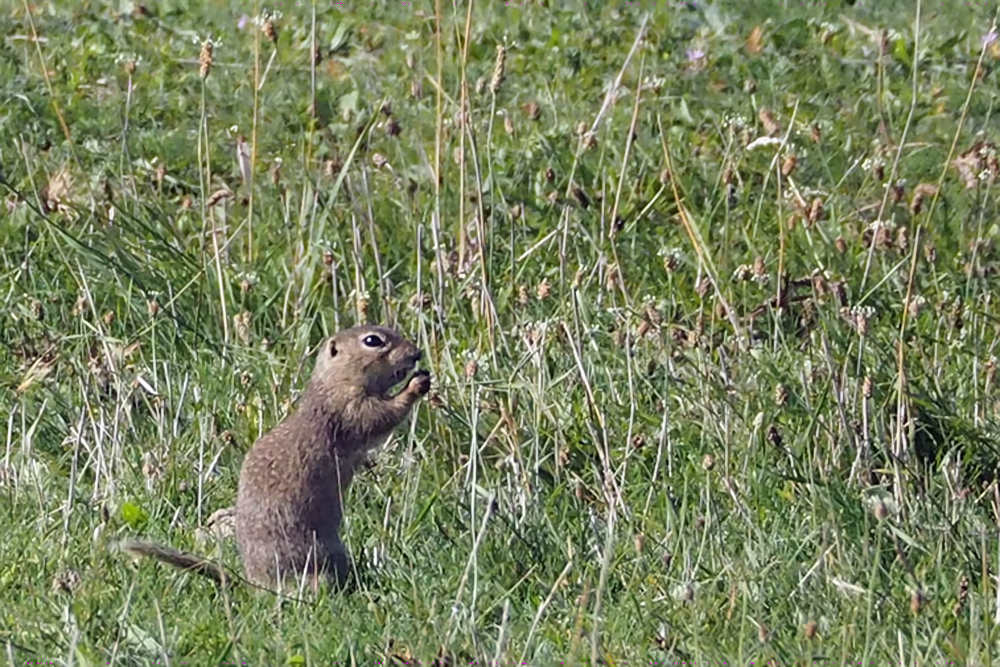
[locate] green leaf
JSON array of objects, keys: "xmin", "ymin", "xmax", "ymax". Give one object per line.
[
  {"xmin": 893, "ymin": 37, "xmax": 912, "ymax": 69},
  {"xmin": 339, "ymin": 89, "xmax": 360, "ymax": 121},
  {"xmin": 121, "ymin": 502, "xmax": 149, "ymax": 530}
]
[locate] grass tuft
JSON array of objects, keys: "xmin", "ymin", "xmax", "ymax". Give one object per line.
[{"xmin": 3, "ymin": 0, "xmax": 1000, "ymax": 663}]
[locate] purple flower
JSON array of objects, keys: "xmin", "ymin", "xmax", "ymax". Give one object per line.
[
  {"xmin": 982, "ymin": 27, "xmax": 997, "ymax": 49},
  {"xmin": 686, "ymin": 47, "xmax": 707, "ymax": 72}
]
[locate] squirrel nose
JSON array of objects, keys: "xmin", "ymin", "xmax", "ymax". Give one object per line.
[{"xmin": 412, "ymin": 348, "xmax": 423, "ymax": 362}]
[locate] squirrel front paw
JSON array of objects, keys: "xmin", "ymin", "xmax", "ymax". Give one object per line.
[{"xmin": 407, "ymin": 369, "xmax": 432, "ymax": 396}]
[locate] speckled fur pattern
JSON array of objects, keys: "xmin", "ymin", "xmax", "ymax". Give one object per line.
[{"xmin": 235, "ymin": 325, "xmax": 430, "ymax": 592}]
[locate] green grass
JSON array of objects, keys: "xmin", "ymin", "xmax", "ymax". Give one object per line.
[{"xmin": 3, "ymin": 0, "xmax": 1000, "ymax": 663}]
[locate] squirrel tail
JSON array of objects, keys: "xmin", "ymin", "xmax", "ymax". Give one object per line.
[{"xmin": 118, "ymin": 538, "xmax": 231, "ymax": 587}]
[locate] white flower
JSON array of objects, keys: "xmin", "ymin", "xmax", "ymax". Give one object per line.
[{"xmin": 746, "ymin": 136, "xmax": 782, "ymax": 151}]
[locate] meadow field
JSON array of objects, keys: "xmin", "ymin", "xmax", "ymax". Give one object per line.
[{"xmin": 3, "ymin": 0, "xmax": 1000, "ymax": 663}]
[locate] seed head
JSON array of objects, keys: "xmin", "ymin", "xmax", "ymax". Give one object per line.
[
  {"xmin": 536, "ymin": 277, "xmax": 551, "ymax": 300},
  {"xmin": 758, "ymin": 108, "xmax": 780, "ymax": 136},
  {"xmin": 895, "ymin": 226, "xmax": 909, "ymax": 253},
  {"xmin": 661, "ymin": 249, "xmax": 679, "ymax": 273},
  {"xmin": 206, "ymin": 189, "xmax": 233, "ymax": 207},
  {"xmin": 233, "ymin": 311, "xmax": 251, "ymax": 344},
  {"xmin": 774, "ymin": 383, "xmax": 788, "ymax": 407},
  {"xmin": 605, "ymin": 262, "xmax": 619, "ymax": 291},
  {"xmin": 873, "ymin": 498, "xmax": 889, "ymax": 520},
  {"xmin": 674, "ymin": 582, "xmax": 695, "ymax": 603},
  {"xmin": 645, "ymin": 303, "xmax": 663, "ymax": 326},
  {"xmin": 781, "ymin": 152, "xmax": 797, "ymax": 177},
  {"xmin": 51, "ymin": 568, "xmax": 82, "ymax": 595},
  {"xmin": 954, "ymin": 576, "xmax": 969, "ymax": 617},
  {"xmin": 766, "ymin": 424, "xmax": 783, "ymax": 448},
  {"xmin": 28, "ymin": 298, "xmax": 43, "ymax": 321},
  {"xmin": 924, "ymin": 242, "xmax": 937, "ymax": 264},
  {"xmin": 199, "ymin": 39, "xmax": 214, "ymax": 80},
  {"xmin": 490, "ymin": 44, "xmax": 507, "ymax": 95},
  {"xmin": 804, "ymin": 620, "xmax": 818, "ymax": 640},
  {"xmin": 732, "ymin": 264, "xmax": 752, "ymax": 282},
  {"xmin": 890, "ymin": 180, "xmax": 905, "ymax": 205},
  {"xmin": 408, "ymin": 293, "xmax": 431, "ymax": 311},
  {"xmin": 72, "ymin": 294, "xmax": 88, "ymax": 317},
  {"xmin": 862, "ymin": 375, "xmax": 873, "ymax": 399},
  {"xmin": 517, "ymin": 284, "xmax": 529, "ymax": 307},
  {"xmin": 714, "ymin": 301, "xmax": 727, "ymax": 320},
  {"xmin": 808, "ymin": 197, "xmax": 824, "ymax": 225},
  {"xmin": 263, "ymin": 18, "xmax": 278, "ymax": 45},
  {"xmin": 910, "ymin": 183, "xmax": 939, "ymax": 216},
  {"xmin": 856, "ymin": 313, "xmax": 869, "ymax": 337},
  {"xmin": 831, "ymin": 281, "xmax": 848, "ymax": 307},
  {"xmin": 910, "ymin": 589, "xmax": 926, "ymax": 615}
]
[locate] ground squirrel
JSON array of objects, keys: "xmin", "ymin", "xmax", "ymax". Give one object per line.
[{"xmin": 120, "ymin": 325, "xmax": 430, "ymax": 591}]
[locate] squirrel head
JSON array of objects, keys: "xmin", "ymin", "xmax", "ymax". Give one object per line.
[{"xmin": 311, "ymin": 325, "xmax": 423, "ymax": 397}]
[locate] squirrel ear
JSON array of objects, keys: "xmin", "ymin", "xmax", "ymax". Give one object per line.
[{"xmin": 327, "ymin": 338, "xmax": 338, "ymax": 357}]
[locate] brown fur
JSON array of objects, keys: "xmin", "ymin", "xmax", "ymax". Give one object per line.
[
  {"xmin": 118, "ymin": 325, "xmax": 430, "ymax": 592},
  {"xmin": 119, "ymin": 538, "xmax": 231, "ymax": 585}
]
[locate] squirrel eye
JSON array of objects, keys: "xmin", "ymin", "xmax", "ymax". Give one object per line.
[{"xmin": 362, "ymin": 334, "xmax": 385, "ymax": 348}]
